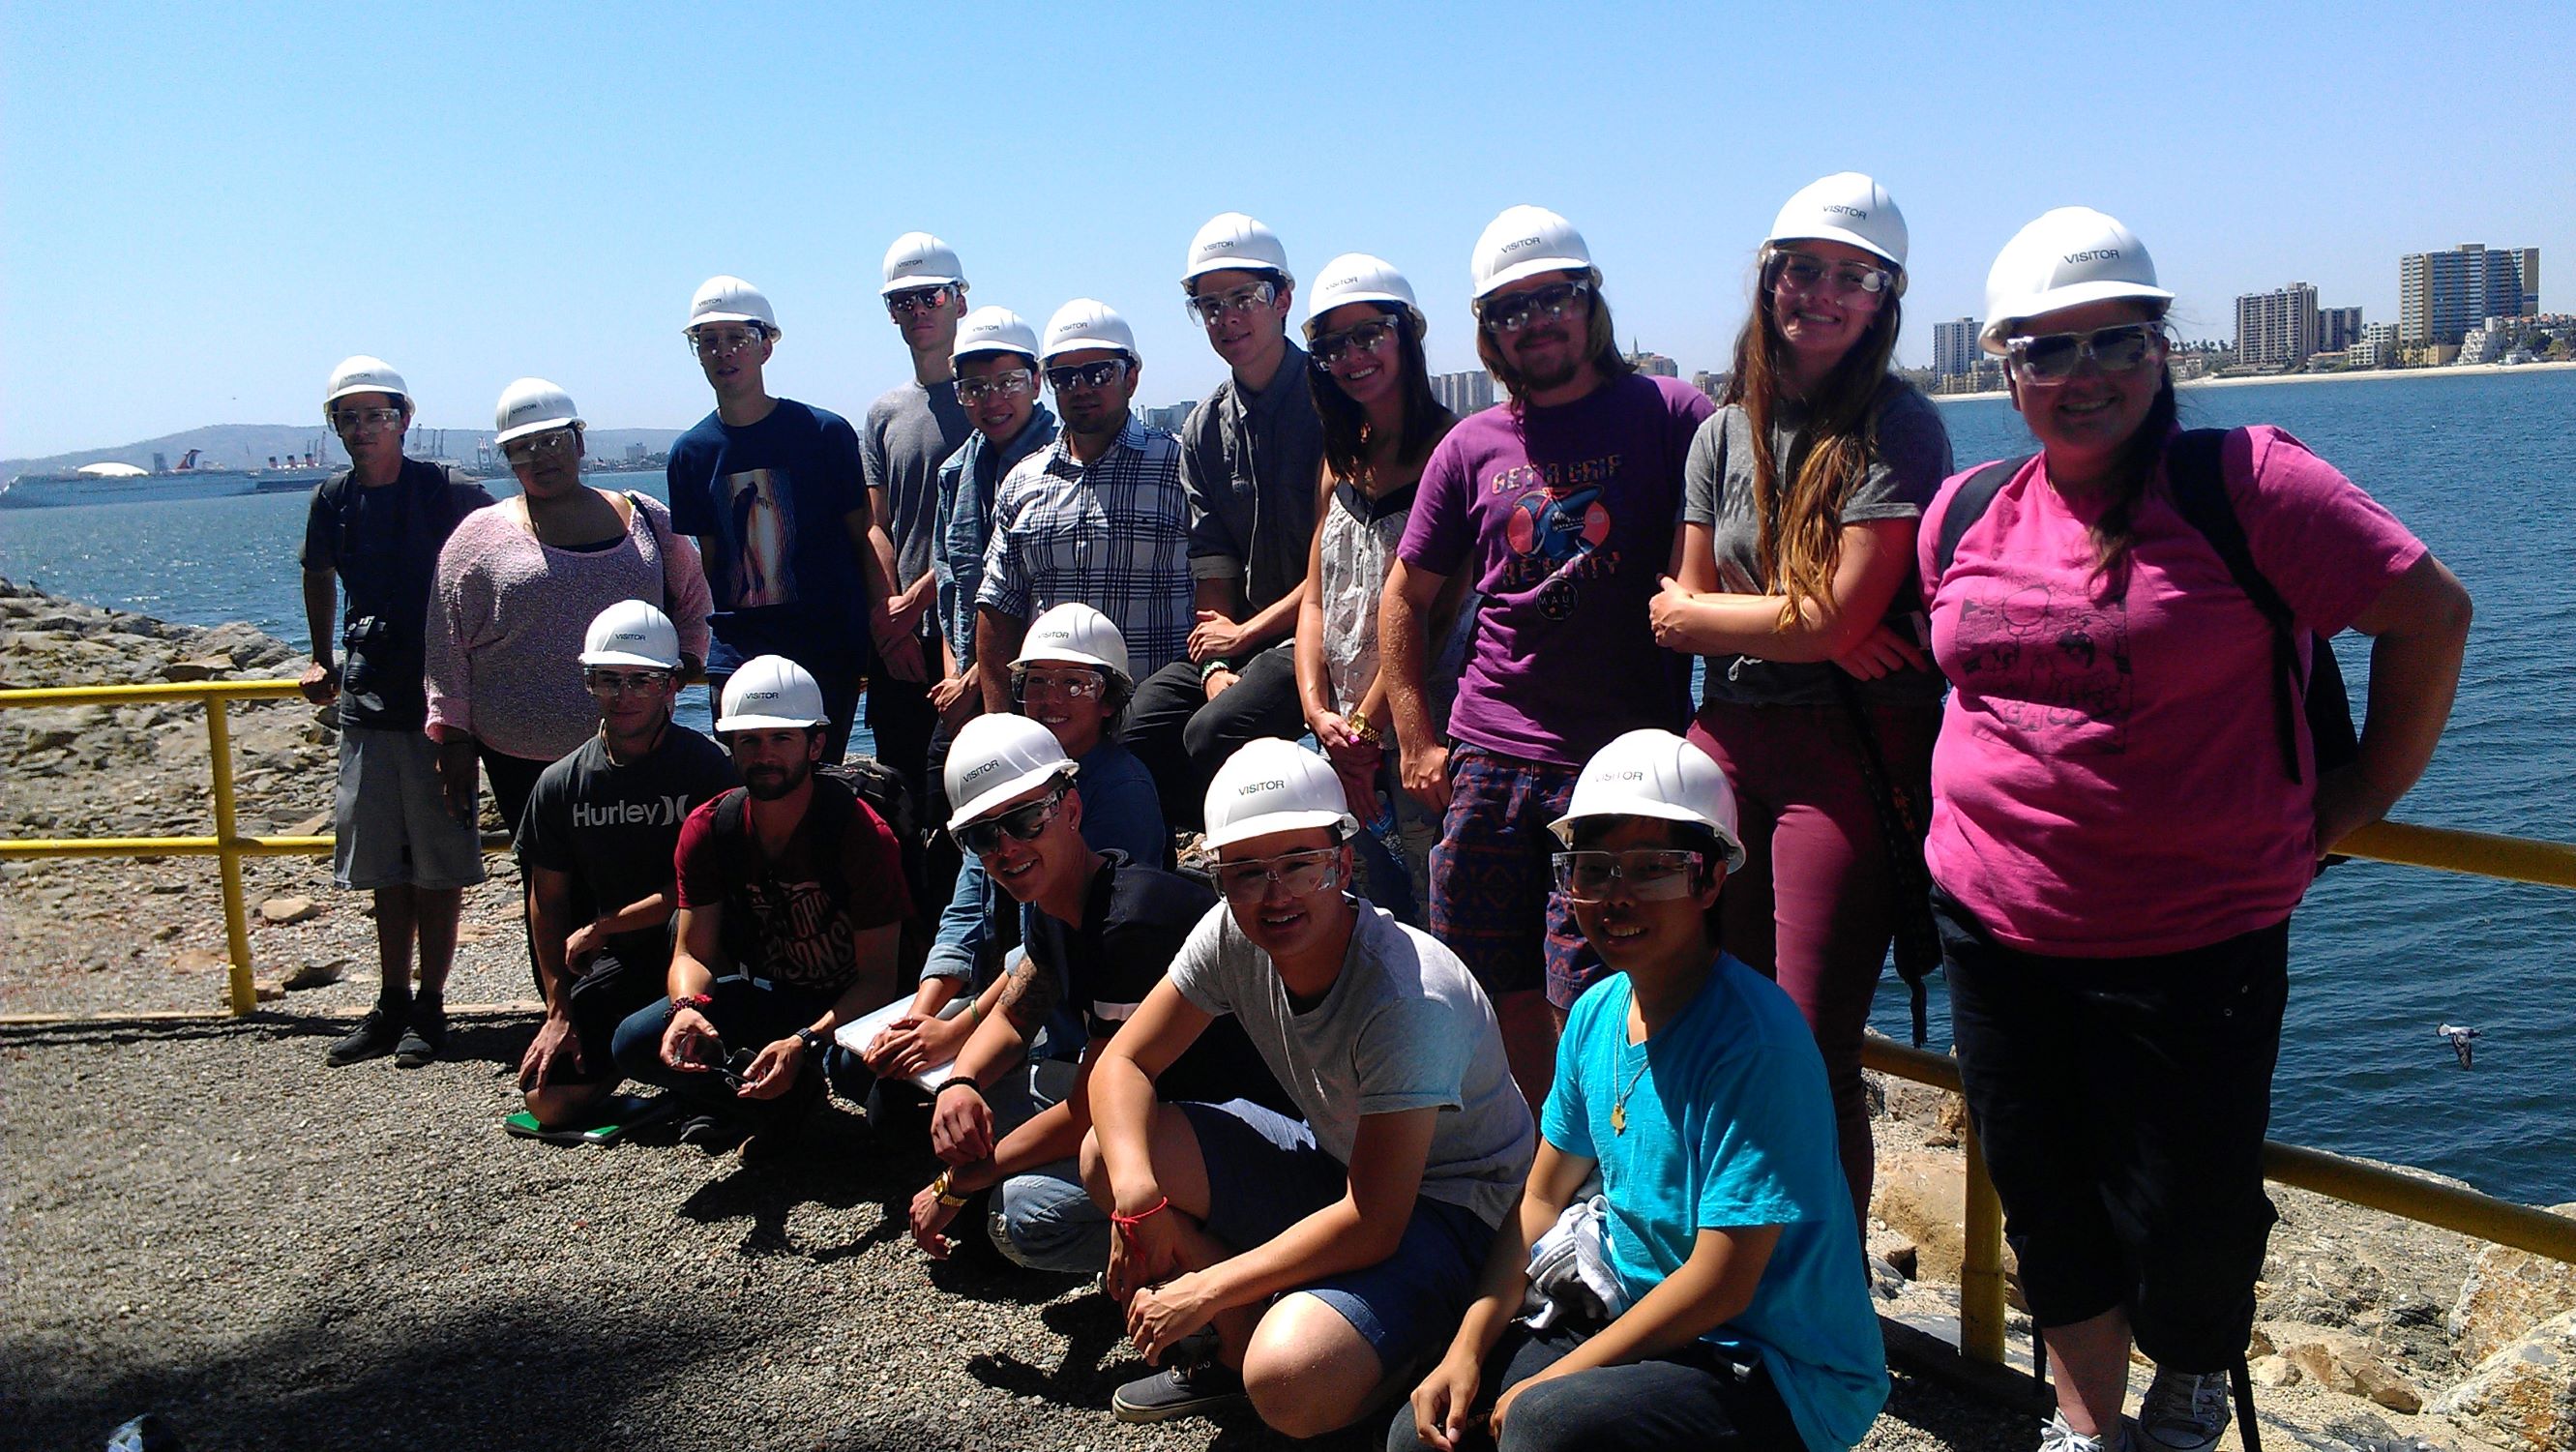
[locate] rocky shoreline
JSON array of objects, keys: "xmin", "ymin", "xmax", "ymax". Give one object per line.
[{"xmin": 2, "ymin": 579, "xmax": 2568, "ymax": 1451}]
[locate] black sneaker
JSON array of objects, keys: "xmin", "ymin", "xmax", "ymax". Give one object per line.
[
  {"xmin": 675, "ymin": 1111, "xmax": 734, "ymax": 1150},
  {"xmin": 1110, "ymin": 1360, "xmax": 1249, "ymax": 1425},
  {"xmin": 394, "ymin": 998, "xmax": 447, "ymax": 1068},
  {"xmin": 326, "ymin": 1004, "xmax": 406, "ymax": 1066}
]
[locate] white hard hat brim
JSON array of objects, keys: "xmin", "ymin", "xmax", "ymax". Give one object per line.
[
  {"xmin": 881, "ymin": 272, "xmax": 964, "ymax": 295},
  {"xmin": 1302, "ymin": 297, "xmax": 1425, "ymax": 340},
  {"xmin": 946, "ymin": 761, "xmax": 1077, "ymax": 834},
  {"xmin": 577, "ymin": 647, "xmax": 682, "ymax": 669},
  {"xmin": 688, "ymin": 311, "xmax": 777, "ymax": 335},
  {"xmin": 1011, "ymin": 644, "xmax": 1130, "ymax": 685},
  {"xmin": 715, "ymin": 708, "xmax": 827, "ymax": 732},
  {"xmin": 495, "ymin": 413, "xmax": 582, "ymax": 447},
  {"xmin": 1476, "ymin": 256, "xmax": 1593, "ymax": 300},
  {"xmin": 1042, "ymin": 334, "xmax": 1136, "ymax": 363},
  {"xmin": 1203, "ymin": 806, "xmax": 1357, "ymax": 853},
  {"xmin": 1769, "ymin": 226, "xmax": 1907, "ymax": 272},
  {"xmin": 1546, "ymin": 798, "xmax": 1749, "ymax": 873},
  {"xmin": 954, "ymin": 340, "xmax": 1040, "ymax": 364},
  {"xmin": 326, "ymin": 381, "xmax": 410, "ymax": 406},
  {"xmin": 1981, "ymin": 281, "xmax": 2176, "ymax": 355}
]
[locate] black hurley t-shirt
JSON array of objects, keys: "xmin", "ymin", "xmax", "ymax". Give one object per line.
[
  {"xmin": 516, "ymin": 725, "xmax": 740, "ymax": 968},
  {"xmin": 1022, "ymin": 852, "xmax": 1290, "ymax": 1113}
]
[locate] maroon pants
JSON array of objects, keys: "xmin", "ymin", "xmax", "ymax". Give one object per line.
[{"xmin": 1688, "ymin": 694, "xmax": 1939, "ymax": 1226}]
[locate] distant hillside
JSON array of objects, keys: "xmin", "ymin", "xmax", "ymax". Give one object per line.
[{"xmin": 3, "ymin": 424, "xmax": 688, "ymax": 480}]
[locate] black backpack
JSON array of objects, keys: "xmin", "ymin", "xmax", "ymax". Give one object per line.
[
  {"xmin": 706, "ymin": 759, "xmax": 931, "ymax": 984},
  {"xmin": 1933, "ymin": 427, "xmax": 2359, "ymax": 792}
]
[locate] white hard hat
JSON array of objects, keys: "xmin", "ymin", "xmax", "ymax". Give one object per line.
[
  {"xmin": 1013, "ymin": 602, "xmax": 1132, "ymax": 687},
  {"xmin": 577, "ymin": 600, "xmax": 683, "ymax": 670},
  {"xmin": 1304, "ymin": 253, "xmax": 1425, "ymax": 341},
  {"xmin": 1471, "ymin": 204, "xmax": 1594, "ymax": 300},
  {"xmin": 325, "ymin": 355, "xmax": 410, "ymax": 410},
  {"xmin": 1548, "ymin": 729, "xmax": 1747, "ymax": 872},
  {"xmin": 881, "ymin": 231, "xmax": 966, "ymax": 295},
  {"xmin": 1183, "ymin": 212, "xmax": 1293, "ymax": 288},
  {"xmin": 716, "ymin": 654, "xmax": 828, "ymax": 732},
  {"xmin": 687, "ymin": 275, "xmax": 780, "ymax": 339},
  {"xmin": 945, "ymin": 713, "xmax": 1078, "ymax": 831},
  {"xmin": 1767, "ymin": 172, "xmax": 1909, "ymax": 274},
  {"xmin": 953, "ymin": 306, "xmax": 1042, "ymax": 367},
  {"xmin": 493, "ymin": 377, "xmax": 582, "ymax": 446},
  {"xmin": 1203, "ymin": 738, "xmax": 1358, "ymax": 852},
  {"xmin": 1040, "ymin": 299, "xmax": 1140, "ymax": 364},
  {"xmin": 1980, "ymin": 207, "xmax": 2174, "ymax": 356}
]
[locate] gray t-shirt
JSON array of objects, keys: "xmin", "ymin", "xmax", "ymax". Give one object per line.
[
  {"xmin": 1169, "ymin": 900, "xmax": 1535, "ymax": 1229},
  {"xmin": 1682, "ymin": 377, "xmax": 1952, "ymax": 705},
  {"xmin": 1178, "ymin": 344, "xmax": 1324, "ymax": 615},
  {"xmin": 861, "ymin": 379, "xmax": 971, "ymax": 637}
]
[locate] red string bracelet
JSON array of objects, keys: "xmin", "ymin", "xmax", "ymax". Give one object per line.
[{"xmin": 1110, "ymin": 1197, "xmax": 1170, "ymax": 1230}]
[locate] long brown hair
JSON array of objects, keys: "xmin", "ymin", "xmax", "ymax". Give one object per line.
[
  {"xmin": 1307, "ymin": 305, "xmax": 1454, "ymax": 487},
  {"xmin": 1723, "ymin": 249, "xmax": 1906, "ymax": 629},
  {"xmin": 1475, "ymin": 275, "xmax": 1633, "ymax": 413}
]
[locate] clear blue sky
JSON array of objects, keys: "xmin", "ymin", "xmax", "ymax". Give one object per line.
[{"xmin": 5, "ymin": 1, "xmax": 2567, "ymax": 459}]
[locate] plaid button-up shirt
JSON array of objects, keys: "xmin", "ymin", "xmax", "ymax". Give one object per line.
[{"xmin": 977, "ymin": 414, "xmax": 1194, "ymax": 681}]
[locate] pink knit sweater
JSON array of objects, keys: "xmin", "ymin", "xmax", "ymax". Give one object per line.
[{"xmin": 425, "ymin": 492, "xmax": 713, "ymax": 761}]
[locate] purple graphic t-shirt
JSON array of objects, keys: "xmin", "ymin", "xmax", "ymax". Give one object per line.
[{"xmin": 1398, "ymin": 372, "xmax": 1711, "ymax": 765}]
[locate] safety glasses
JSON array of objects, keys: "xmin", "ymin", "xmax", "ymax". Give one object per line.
[
  {"xmin": 1550, "ymin": 849, "xmax": 1705, "ymax": 904},
  {"xmin": 330, "ymin": 406, "xmax": 406, "ymax": 434},
  {"xmin": 2006, "ymin": 323, "xmax": 2167, "ymax": 383},
  {"xmin": 1045, "ymin": 360, "xmax": 1127, "ymax": 393},
  {"xmin": 1009, "ymin": 667, "xmax": 1106, "ymax": 702},
  {"xmin": 688, "ymin": 327, "xmax": 767, "ymax": 358},
  {"xmin": 1185, "ymin": 280, "xmax": 1279, "ymax": 327},
  {"xmin": 886, "ymin": 284, "xmax": 959, "ymax": 316},
  {"xmin": 954, "ymin": 369, "xmax": 1033, "ymax": 404},
  {"xmin": 1310, "ymin": 316, "xmax": 1404, "ymax": 369},
  {"xmin": 951, "ymin": 788, "xmax": 1067, "ymax": 857},
  {"xmin": 584, "ymin": 668, "xmax": 674, "ymax": 696},
  {"xmin": 1768, "ymin": 250, "xmax": 1897, "ymax": 300},
  {"xmin": 503, "ymin": 430, "xmax": 578, "ymax": 464},
  {"xmin": 1477, "ymin": 280, "xmax": 1591, "ymax": 336},
  {"xmin": 1211, "ymin": 847, "xmax": 1342, "ymax": 904}
]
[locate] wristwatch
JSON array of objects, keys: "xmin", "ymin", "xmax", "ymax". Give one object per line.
[{"xmin": 794, "ymin": 1026, "xmax": 829, "ymax": 1055}]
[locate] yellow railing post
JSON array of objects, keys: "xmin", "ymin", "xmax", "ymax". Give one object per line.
[
  {"xmin": 203, "ymin": 697, "xmax": 257, "ymax": 1015},
  {"xmin": 1958, "ymin": 1112, "xmax": 2008, "ymax": 1364}
]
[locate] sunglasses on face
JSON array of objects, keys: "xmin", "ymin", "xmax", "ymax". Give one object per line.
[
  {"xmin": 1769, "ymin": 251, "xmax": 1897, "ymax": 300},
  {"xmin": 954, "ymin": 369, "xmax": 1033, "ymax": 404},
  {"xmin": 1551, "ymin": 848, "xmax": 1706, "ymax": 904},
  {"xmin": 952, "ymin": 787, "xmax": 1067, "ymax": 857},
  {"xmin": 886, "ymin": 285, "xmax": 959, "ymax": 316},
  {"xmin": 330, "ymin": 406, "xmax": 406, "ymax": 433},
  {"xmin": 2007, "ymin": 323, "xmax": 2167, "ymax": 383},
  {"xmin": 1185, "ymin": 281, "xmax": 1279, "ymax": 327},
  {"xmin": 1310, "ymin": 316, "xmax": 1404, "ymax": 368},
  {"xmin": 689, "ymin": 327, "xmax": 767, "ymax": 358},
  {"xmin": 1478, "ymin": 280, "xmax": 1591, "ymax": 336},
  {"xmin": 504, "ymin": 430, "xmax": 578, "ymax": 464},
  {"xmin": 1211, "ymin": 847, "xmax": 1342, "ymax": 904},
  {"xmin": 1045, "ymin": 360, "xmax": 1127, "ymax": 393}
]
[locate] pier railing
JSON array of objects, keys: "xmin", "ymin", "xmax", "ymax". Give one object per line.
[{"xmin": 4, "ymin": 672, "xmax": 2572, "ymax": 1385}]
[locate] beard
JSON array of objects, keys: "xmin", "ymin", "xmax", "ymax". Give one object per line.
[{"xmin": 742, "ymin": 756, "xmax": 812, "ymax": 802}]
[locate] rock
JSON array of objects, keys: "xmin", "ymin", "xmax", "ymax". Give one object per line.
[
  {"xmin": 1867, "ymin": 1221, "xmax": 1919, "ymax": 1281},
  {"xmin": 2248, "ymin": 1352, "xmax": 2305, "ymax": 1387},
  {"xmin": 2449, "ymin": 1209, "xmax": 2576, "ymax": 1365},
  {"xmin": 1930, "ymin": 1093, "xmax": 1969, "ymax": 1149},
  {"xmin": 257, "ymin": 895, "xmax": 318, "ymax": 925},
  {"xmin": 252, "ymin": 978, "xmax": 286, "ymax": 1002},
  {"xmin": 162, "ymin": 655, "xmax": 235, "ymax": 682},
  {"xmin": 2428, "ymin": 1309, "xmax": 2576, "ymax": 1452},
  {"xmin": 1870, "ymin": 1147, "xmax": 1990, "ymax": 1285},
  {"xmin": 172, "ymin": 948, "xmax": 229, "ymax": 972},
  {"xmin": 2262, "ymin": 1319, "xmax": 2428, "ymax": 1415},
  {"xmin": 284, "ymin": 811, "xmax": 333, "ymax": 837},
  {"xmin": 282, "ymin": 958, "xmax": 347, "ymax": 992}
]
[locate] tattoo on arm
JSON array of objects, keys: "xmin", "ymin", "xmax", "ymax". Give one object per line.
[{"xmin": 996, "ymin": 954, "xmax": 1061, "ymax": 1036}]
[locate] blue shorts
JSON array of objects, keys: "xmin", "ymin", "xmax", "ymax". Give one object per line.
[{"xmin": 1180, "ymin": 1099, "xmax": 1496, "ymax": 1373}]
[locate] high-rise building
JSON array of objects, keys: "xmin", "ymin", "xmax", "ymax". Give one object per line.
[
  {"xmin": 1932, "ymin": 316, "xmax": 1982, "ymax": 383},
  {"xmin": 2399, "ymin": 244, "xmax": 2540, "ymax": 346},
  {"xmin": 2235, "ymin": 283, "xmax": 2320, "ymax": 370},
  {"xmin": 1690, "ymin": 370, "xmax": 1728, "ymax": 402},
  {"xmin": 2315, "ymin": 306, "xmax": 2363, "ymax": 354},
  {"xmin": 1431, "ymin": 369, "xmax": 1495, "ymax": 416},
  {"xmin": 2349, "ymin": 321, "xmax": 2401, "ymax": 370},
  {"xmin": 1140, "ymin": 401, "xmax": 1197, "ymax": 434}
]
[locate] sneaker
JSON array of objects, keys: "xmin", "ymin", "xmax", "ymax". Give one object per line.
[
  {"xmin": 675, "ymin": 1112, "xmax": 734, "ymax": 1149},
  {"xmin": 1110, "ymin": 1360, "xmax": 1248, "ymax": 1425},
  {"xmin": 326, "ymin": 1004, "xmax": 406, "ymax": 1066},
  {"xmin": 2038, "ymin": 1411, "xmax": 2134, "ymax": 1452},
  {"xmin": 394, "ymin": 998, "xmax": 447, "ymax": 1068},
  {"xmin": 2137, "ymin": 1367, "xmax": 2231, "ymax": 1452}
]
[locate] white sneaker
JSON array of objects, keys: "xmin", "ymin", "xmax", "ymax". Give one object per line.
[
  {"xmin": 2038, "ymin": 1410, "xmax": 2136, "ymax": 1452},
  {"xmin": 2136, "ymin": 1366, "xmax": 2231, "ymax": 1452}
]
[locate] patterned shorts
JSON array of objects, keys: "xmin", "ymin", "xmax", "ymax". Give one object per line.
[{"xmin": 1427, "ymin": 744, "xmax": 1599, "ymax": 1008}]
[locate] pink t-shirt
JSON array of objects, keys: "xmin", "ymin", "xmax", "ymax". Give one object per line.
[{"xmin": 1918, "ymin": 426, "xmax": 2424, "ymax": 957}]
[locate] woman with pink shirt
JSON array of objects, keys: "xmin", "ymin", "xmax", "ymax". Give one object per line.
[
  {"xmin": 1921, "ymin": 211, "xmax": 2470, "ymax": 1452},
  {"xmin": 427, "ymin": 378, "xmax": 712, "ymax": 833}
]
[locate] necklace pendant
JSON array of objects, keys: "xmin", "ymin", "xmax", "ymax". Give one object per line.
[{"xmin": 1611, "ymin": 1100, "xmax": 1627, "ymax": 1136}]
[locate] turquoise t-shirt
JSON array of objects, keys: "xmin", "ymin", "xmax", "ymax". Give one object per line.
[{"xmin": 1542, "ymin": 954, "xmax": 1890, "ymax": 1452}]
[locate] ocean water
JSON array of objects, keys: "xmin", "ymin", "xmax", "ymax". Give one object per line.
[{"xmin": 5, "ymin": 374, "xmax": 2571, "ymax": 1202}]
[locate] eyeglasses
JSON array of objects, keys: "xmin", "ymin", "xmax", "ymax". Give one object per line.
[
  {"xmin": 1477, "ymin": 280, "xmax": 1591, "ymax": 336},
  {"xmin": 2006, "ymin": 323, "xmax": 2168, "ymax": 383},
  {"xmin": 689, "ymin": 327, "xmax": 767, "ymax": 358},
  {"xmin": 1045, "ymin": 360, "xmax": 1127, "ymax": 393},
  {"xmin": 330, "ymin": 406, "xmax": 406, "ymax": 433},
  {"xmin": 1010, "ymin": 667, "xmax": 1106, "ymax": 701},
  {"xmin": 503, "ymin": 430, "xmax": 578, "ymax": 464},
  {"xmin": 1185, "ymin": 280, "xmax": 1279, "ymax": 327},
  {"xmin": 886, "ymin": 284, "xmax": 959, "ymax": 316},
  {"xmin": 584, "ymin": 667, "xmax": 674, "ymax": 696},
  {"xmin": 1311, "ymin": 316, "xmax": 1404, "ymax": 368},
  {"xmin": 1551, "ymin": 849, "xmax": 1706, "ymax": 904},
  {"xmin": 1212, "ymin": 847, "xmax": 1343, "ymax": 904},
  {"xmin": 954, "ymin": 369, "xmax": 1034, "ymax": 404},
  {"xmin": 1768, "ymin": 251, "xmax": 1897, "ymax": 300},
  {"xmin": 952, "ymin": 787, "xmax": 1067, "ymax": 857}
]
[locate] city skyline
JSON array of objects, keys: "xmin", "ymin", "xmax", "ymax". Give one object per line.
[{"xmin": 4, "ymin": 2, "xmax": 2568, "ymax": 456}]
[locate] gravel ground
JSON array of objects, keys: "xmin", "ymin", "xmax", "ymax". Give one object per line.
[{"xmin": 1, "ymin": 1016, "xmax": 2026, "ymax": 1452}]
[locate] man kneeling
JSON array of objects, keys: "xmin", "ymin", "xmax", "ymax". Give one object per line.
[
  {"xmin": 1085, "ymin": 738, "xmax": 1534, "ymax": 1433},
  {"xmin": 1394, "ymin": 730, "xmax": 1887, "ymax": 1452}
]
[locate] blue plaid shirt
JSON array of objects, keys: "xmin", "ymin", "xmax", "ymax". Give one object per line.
[{"xmin": 978, "ymin": 415, "xmax": 1193, "ymax": 681}]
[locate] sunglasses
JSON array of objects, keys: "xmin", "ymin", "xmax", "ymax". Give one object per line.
[
  {"xmin": 503, "ymin": 430, "xmax": 578, "ymax": 464},
  {"xmin": 952, "ymin": 787, "xmax": 1068, "ymax": 857},
  {"xmin": 1551, "ymin": 848, "xmax": 1706, "ymax": 904},
  {"xmin": 1311, "ymin": 316, "xmax": 1404, "ymax": 368},
  {"xmin": 1478, "ymin": 280, "xmax": 1591, "ymax": 336},
  {"xmin": 886, "ymin": 284, "xmax": 959, "ymax": 316},
  {"xmin": 1768, "ymin": 251, "xmax": 1897, "ymax": 300},
  {"xmin": 1211, "ymin": 847, "xmax": 1342, "ymax": 904},
  {"xmin": 1045, "ymin": 360, "xmax": 1127, "ymax": 393},
  {"xmin": 1185, "ymin": 280, "xmax": 1279, "ymax": 326},
  {"xmin": 2006, "ymin": 322, "xmax": 2167, "ymax": 383},
  {"xmin": 954, "ymin": 369, "xmax": 1033, "ymax": 404}
]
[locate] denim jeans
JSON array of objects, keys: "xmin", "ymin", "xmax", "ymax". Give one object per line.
[
  {"xmin": 608, "ymin": 977, "xmax": 873, "ymax": 1130},
  {"xmin": 1382, "ymin": 1318, "xmax": 1797, "ymax": 1452},
  {"xmin": 977, "ymin": 1056, "xmax": 1110, "ymax": 1272}
]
